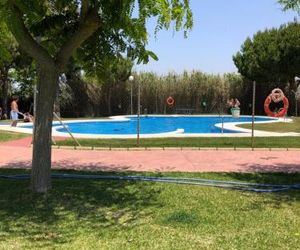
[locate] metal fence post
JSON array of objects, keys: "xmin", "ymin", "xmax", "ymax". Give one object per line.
[{"xmin": 251, "ymin": 81, "xmax": 256, "ymax": 148}]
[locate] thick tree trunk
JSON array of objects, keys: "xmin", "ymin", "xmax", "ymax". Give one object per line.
[
  {"xmin": 31, "ymin": 65, "xmax": 59, "ymax": 193},
  {"xmin": 7, "ymin": 1, "xmax": 101, "ymax": 194}
]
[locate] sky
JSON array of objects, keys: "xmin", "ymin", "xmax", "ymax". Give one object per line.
[{"xmin": 135, "ymin": 0, "xmax": 298, "ymax": 75}]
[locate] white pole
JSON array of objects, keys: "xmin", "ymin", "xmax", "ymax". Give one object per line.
[
  {"xmin": 128, "ymin": 75, "xmax": 134, "ymax": 116},
  {"xmin": 131, "ymin": 84, "xmax": 133, "ymax": 115}
]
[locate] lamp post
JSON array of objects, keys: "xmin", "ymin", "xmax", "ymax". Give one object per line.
[{"xmin": 128, "ymin": 75, "xmax": 134, "ymax": 115}]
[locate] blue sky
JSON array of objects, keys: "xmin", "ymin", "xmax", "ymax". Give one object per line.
[{"xmin": 135, "ymin": 0, "xmax": 297, "ymax": 74}]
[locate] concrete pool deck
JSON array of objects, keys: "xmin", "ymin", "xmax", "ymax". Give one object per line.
[{"xmin": 0, "ymin": 137, "xmax": 299, "ymax": 173}]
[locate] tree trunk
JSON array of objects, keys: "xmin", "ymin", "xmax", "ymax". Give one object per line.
[
  {"xmin": 7, "ymin": 1, "xmax": 101, "ymax": 193},
  {"xmin": 31, "ymin": 65, "xmax": 59, "ymax": 193},
  {"xmin": 0, "ymin": 69, "xmax": 9, "ymax": 118}
]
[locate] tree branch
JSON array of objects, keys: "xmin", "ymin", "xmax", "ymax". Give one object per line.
[
  {"xmin": 56, "ymin": 8, "xmax": 101, "ymax": 71},
  {"xmin": 7, "ymin": 3, "xmax": 53, "ymax": 65},
  {"xmin": 80, "ymin": 0, "xmax": 89, "ymax": 20}
]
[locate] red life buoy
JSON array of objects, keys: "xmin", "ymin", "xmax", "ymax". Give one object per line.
[
  {"xmin": 166, "ymin": 96, "xmax": 175, "ymax": 106},
  {"xmin": 264, "ymin": 94, "xmax": 289, "ymax": 117}
]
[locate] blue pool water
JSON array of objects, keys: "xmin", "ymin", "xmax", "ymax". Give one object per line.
[{"xmin": 52, "ymin": 116, "xmax": 275, "ymax": 135}]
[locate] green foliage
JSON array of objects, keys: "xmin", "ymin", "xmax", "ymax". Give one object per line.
[
  {"xmin": 134, "ymin": 71, "xmax": 243, "ymax": 114},
  {"xmin": 0, "ymin": 22, "xmax": 16, "ymax": 66},
  {"xmin": 279, "ymin": 0, "xmax": 300, "ymax": 12},
  {"xmin": 95, "ymin": 57, "xmax": 133, "ymax": 116},
  {"xmin": 1, "ymin": 0, "xmax": 194, "ymax": 113},
  {"xmin": 10, "ymin": 62, "xmax": 37, "ymax": 98},
  {"xmin": 233, "ymin": 22, "xmax": 300, "ymax": 83},
  {"xmin": 2, "ymin": 0, "xmax": 193, "ymax": 65},
  {"xmin": 1, "ymin": 0, "xmax": 194, "ymax": 193},
  {"xmin": 0, "ymin": 131, "xmax": 28, "ymax": 141},
  {"xmin": 58, "ymin": 70, "xmax": 244, "ymax": 117},
  {"xmin": 232, "ymin": 22, "xmax": 300, "ymax": 115}
]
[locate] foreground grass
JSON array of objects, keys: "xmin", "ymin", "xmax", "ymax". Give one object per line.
[
  {"xmin": 0, "ymin": 170, "xmax": 299, "ymax": 249},
  {"xmin": 238, "ymin": 117, "xmax": 300, "ymax": 133},
  {"xmin": 57, "ymin": 136, "xmax": 300, "ymax": 148},
  {"xmin": 0, "ymin": 131, "xmax": 28, "ymax": 142}
]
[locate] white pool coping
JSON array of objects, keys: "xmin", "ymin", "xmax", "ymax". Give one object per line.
[{"xmin": 0, "ymin": 115, "xmax": 298, "ymax": 139}]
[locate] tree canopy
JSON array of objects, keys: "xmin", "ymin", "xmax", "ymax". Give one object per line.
[
  {"xmin": 1, "ymin": 0, "xmax": 193, "ymax": 71},
  {"xmin": 279, "ymin": 0, "xmax": 300, "ymax": 12},
  {"xmin": 0, "ymin": 22, "xmax": 15, "ymax": 65},
  {"xmin": 0, "ymin": 0, "xmax": 193, "ymax": 193},
  {"xmin": 0, "ymin": 21, "xmax": 19, "ymax": 117},
  {"xmin": 233, "ymin": 22, "xmax": 300, "ymax": 83}
]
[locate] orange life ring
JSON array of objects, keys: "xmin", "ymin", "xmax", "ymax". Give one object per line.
[
  {"xmin": 264, "ymin": 95, "xmax": 289, "ymax": 117},
  {"xmin": 166, "ymin": 96, "xmax": 175, "ymax": 106}
]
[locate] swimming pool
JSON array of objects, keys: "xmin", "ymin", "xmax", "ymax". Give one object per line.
[
  {"xmin": 46, "ymin": 115, "xmax": 279, "ymax": 138},
  {"xmin": 1, "ymin": 115, "xmax": 290, "ymax": 138}
]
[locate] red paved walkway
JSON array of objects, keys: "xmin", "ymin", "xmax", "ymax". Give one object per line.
[
  {"xmin": 0, "ymin": 142, "xmax": 299, "ymax": 172},
  {"xmin": 1, "ymin": 136, "xmax": 33, "ymax": 147}
]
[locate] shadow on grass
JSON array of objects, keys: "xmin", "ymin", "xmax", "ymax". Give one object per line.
[
  {"xmin": 149, "ymin": 170, "xmax": 300, "ymax": 208},
  {"xmin": 0, "ymin": 169, "xmax": 160, "ymax": 248},
  {"xmin": 210, "ymin": 171, "xmax": 300, "ymax": 209},
  {"xmin": 0, "ymin": 168, "xmax": 299, "ymax": 248}
]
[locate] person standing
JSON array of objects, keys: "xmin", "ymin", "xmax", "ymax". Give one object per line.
[{"xmin": 10, "ymin": 96, "xmax": 19, "ymax": 127}]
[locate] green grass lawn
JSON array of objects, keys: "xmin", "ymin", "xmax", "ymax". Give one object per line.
[
  {"xmin": 56, "ymin": 136, "xmax": 300, "ymax": 148},
  {"xmin": 237, "ymin": 117, "xmax": 300, "ymax": 133},
  {"xmin": 0, "ymin": 170, "xmax": 299, "ymax": 249},
  {"xmin": 0, "ymin": 131, "xmax": 28, "ymax": 142}
]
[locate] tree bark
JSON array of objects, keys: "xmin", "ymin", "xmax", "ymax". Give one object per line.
[
  {"xmin": 31, "ymin": 64, "xmax": 59, "ymax": 193},
  {"xmin": 7, "ymin": 1, "xmax": 101, "ymax": 193}
]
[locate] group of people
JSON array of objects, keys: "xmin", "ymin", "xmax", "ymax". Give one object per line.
[{"xmin": 0, "ymin": 96, "xmax": 33, "ymax": 127}]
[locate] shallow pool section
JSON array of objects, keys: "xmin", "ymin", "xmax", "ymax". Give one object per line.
[{"xmin": 54, "ymin": 116, "xmax": 274, "ymax": 135}]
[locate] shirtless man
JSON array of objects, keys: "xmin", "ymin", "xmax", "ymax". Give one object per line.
[{"xmin": 10, "ymin": 96, "xmax": 19, "ymax": 127}]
